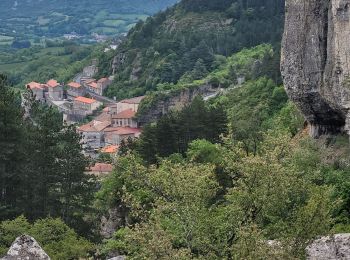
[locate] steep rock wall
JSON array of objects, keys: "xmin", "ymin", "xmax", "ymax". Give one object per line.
[{"xmin": 281, "ymin": 0, "xmax": 350, "ymax": 137}]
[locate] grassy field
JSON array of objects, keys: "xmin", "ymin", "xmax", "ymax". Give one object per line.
[
  {"xmin": 103, "ymin": 19, "xmax": 126, "ymax": 27},
  {"xmin": 0, "ymin": 35, "xmax": 14, "ymax": 45}
]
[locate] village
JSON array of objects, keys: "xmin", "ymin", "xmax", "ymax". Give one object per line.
[{"xmin": 25, "ymin": 60, "xmax": 144, "ymax": 176}]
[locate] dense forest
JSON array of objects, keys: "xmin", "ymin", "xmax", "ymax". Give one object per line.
[
  {"xmin": 3, "ymin": 0, "xmax": 350, "ymax": 259},
  {"xmin": 105, "ymin": 0, "xmax": 284, "ymax": 99}
]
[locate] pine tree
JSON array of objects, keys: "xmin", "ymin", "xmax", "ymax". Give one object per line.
[
  {"xmin": 191, "ymin": 59, "xmax": 209, "ymax": 80},
  {"xmin": 0, "ymin": 75, "xmax": 25, "ymax": 220}
]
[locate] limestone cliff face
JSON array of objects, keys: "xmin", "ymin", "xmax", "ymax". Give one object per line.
[{"xmin": 281, "ymin": 0, "xmax": 350, "ymax": 137}]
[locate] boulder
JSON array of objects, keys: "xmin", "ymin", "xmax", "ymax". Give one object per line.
[
  {"xmin": 1, "ymin": 235, "xmax": 50, "ymax": 260},
  {"xmin": 307, "ymin": 233, "xmax": 350, "ymax": 259}
]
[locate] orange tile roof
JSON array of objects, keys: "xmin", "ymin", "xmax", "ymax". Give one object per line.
[
  {"xmin": 26, "ymin": 81, "xmax": 44, "ymax": 90},
  {"xmin": 47, "ymin": 79, "xmax": 60, "ymax": 88},
  {"xmin": 120, "ymin": 96, "xmax": 145, "ymax": 104},
  {"xmin": 68, "ymin": 82, "xmax": 82, "ymax": 88},
  {"xmin": 112, "ymin": 109, "xmax": 135, "ymax": 119},
  {"xmin": 101, "ymin": 145, "xmax": 119, "ymax": 154},
  {"xmin": 89, "ymin": 163, "xmax": 113, "ymax": 173},
  {"xmin": 75, "ymin": 96, "xmax": 97, "ymax": 104},
  {"xmin": 78, "ymin": 120, "xmax": 110, "ymax": 132}
]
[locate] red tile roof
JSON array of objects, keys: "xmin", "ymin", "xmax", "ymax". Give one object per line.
[
  {"xmin": 75, "ymin": 96, "xmax": 97, "ymax": 104},
  {"xmin": 101, "ymin": 145, "xmax": 119, "ymax": 154},
  {"xmin": 47, "ymin": 79, "xmax": 60, "ymax": 88},
  {"xmin": 112, "ymin": 109, "xmax": 135, "ymax": 119},
  {"xmin": 68, "ymin": 82, "xmax": 82, "ymax": 88},
  {"xmin": 120, "ymin": 96, "xmax": 145, "ymax": 104},
  {"xmin": 89, "ymin": 163, "xmax": 113, "ymax": 173},
  {"xmin": 26, "ymin": 82, "xmax": 44, "ymax": 90}
]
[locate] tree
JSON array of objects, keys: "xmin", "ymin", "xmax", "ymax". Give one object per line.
[
  {"xmin": 191, "ymin": 59, "xmax": 208, "ymax": 80},
  {"xmin": 0, "ymin": 216, "xmax": 94, "ymax": 260},
  {"xmin": 0, "ymin": 75, "xmax": 26, "ymax": 220}
]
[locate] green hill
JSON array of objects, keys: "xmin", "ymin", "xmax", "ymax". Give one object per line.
[{"xmin": 104, "ymin": 0, "xmax": 285, "ymax": 99}]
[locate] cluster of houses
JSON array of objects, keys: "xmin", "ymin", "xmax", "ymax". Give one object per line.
[
  {"xmin": 26, "ymin": 76, "xmax": 113, "ymax": 119},
  {"xmin": 77, "ymin": 96, "xmax": 144, "ymax": 158},
  {"xmin": 26, "ymin": 76, "xmax": 145, "ymax": 176}
]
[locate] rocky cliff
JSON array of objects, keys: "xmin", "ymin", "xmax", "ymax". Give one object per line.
[
  {"xmin": 281, "ymin": 0, "xmax": 350, "ymax": 137},
  {"xmin": 137, "ymin": 84, "xmax": 219, "ymax": 125}
]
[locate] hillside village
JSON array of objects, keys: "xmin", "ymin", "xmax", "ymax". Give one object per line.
[{"xmin": 25, "ymin": 61, "xmax": 144, "ymax": 175}]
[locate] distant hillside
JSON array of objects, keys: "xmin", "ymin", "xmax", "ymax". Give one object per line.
[
  {"xmin": 0, "ymin": 0, "xmax": 178, "ymax": 42},
  {"xmin": 104, "ymin": 0, "xmax": 285, "ymax": 99}
]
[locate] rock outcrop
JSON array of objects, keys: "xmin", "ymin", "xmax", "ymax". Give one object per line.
[
  {"xmin": 1, "ymin": 235, "xmax": 50, "ymax": 260},
  {"xmin": 137, "ymin": 84, "xmax": 219, "ymax": 125},
  {"xmin": 100, "ymin": 206, "xmax": 128, "ymax": 239},
  {"xmin": 281, "ymin": 0, "xmax": 350, "ymax": 137},
  {"xmin": 307, "ymin": 233, "xmax": 350, "ymax": 259}
]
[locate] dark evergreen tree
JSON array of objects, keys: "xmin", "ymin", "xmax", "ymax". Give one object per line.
[{"xmin": 0, "ymin": 75, "xmax": 25, "ymax": 219}]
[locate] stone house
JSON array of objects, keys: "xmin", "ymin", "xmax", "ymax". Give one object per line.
[
  {"xmin": 78, "ymin": 120, "xmax": 111, "ymax": 151},
  {"xmin": 67, "ymin": 82, "xmax": 85, "ymax": 97},
  {"xmin": 73, "ymin": 96, "xmax": 102, "ymax": 113},
  {"xmin": 110, "ymin": 96, "xmax": 145, "ymax": 114},
  {"xmin": 83, "ymin": 77, "xmax": 111, "ymax": 95},
  {"xmin": 104, "ymin": 127, "xmax": 141, "ymax": 146},
  {"xmin": 111, "ymin": 109, "xmax": 138, "ymax": 128},
  {"xmin": 47, "ymin": 79, "xmax": 63, "ymax": 101},
  {"xmin": 97, "ymin": 78, "xmax": 111, "ymax": 94},
  {"xmin": 26, "ymin": 82, "xmax": 45, "ymax": 102}
]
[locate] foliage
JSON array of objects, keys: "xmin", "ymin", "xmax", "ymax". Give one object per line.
[
  {"xmin": 0, "ymin": 79, "xmax": 96, "ymax": 237},
  {"xmin": 99, "ymin": 129, "xmax": 339, "ymax": 259},
  {"xmin": 137, "ymin": 44, "xmax": 278, "ymax": 117},
  {"xmin": 105, "ymin": 0, "xmax": 285, "ymax": 99},
  {"xmin": 136, "ymin": 97, "xmax": 228, "ymax": 164},
  {"xmin": 0, "ymin": 216, "xmax": 94, "ymax": 259}
]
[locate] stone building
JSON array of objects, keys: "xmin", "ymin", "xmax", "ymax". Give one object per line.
[
  {"xmin": 26, "ymin": 82, "xmax": 45, "ymax": 102},
  {"xmin": 104, "ymin": 127, "xmax": 141, "ymax": 146},
  {"xmin": 112, "ymin": 109, "xmax": 138, "ymax": 128},
  {"xmin": 73, "ymin": 96, "xmax": 102, "ymax": 113},
  {"xmin": 77, "ymin": 120, "xmax": 110, "ymax": 152},
  {"xmin": 67, "ymin": 82, "xmax": 85, "ymax": 97},
  {"xmin": 47, "ymin": 79, "xmax": 63, "ymax": 101},
  {"xmin": 110, "ymin": 96, "xmax": 145, "ymax": 114}
]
